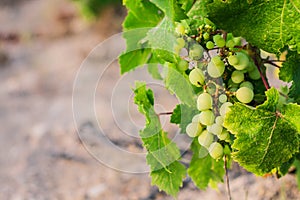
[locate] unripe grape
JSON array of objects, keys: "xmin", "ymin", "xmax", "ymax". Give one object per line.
[
  {"xmin": 198, "ymin": 130, "xmax": 214, "ymax": 149},
  {"xmin": 197, "ymin": 92, "xmax": 213, "ymax": 111},
  {"xmin": 192, "ymin": 114, "xmax": 201, "ymax": 123},
  {"xmin": 231, "ymin": 70, "xmax": 245, "ymax": 84},
  {"xmin": 176, "ymin": 38, "xmax": 185, "ymax": 49},
  {"xmin": 236, "ymin": 87, "xmax": 254, "ymax": 103},
  {"xmin": 189, "ymin": 68, "xmax": 205, "ymax": 87},
  {"xmin": 206, "ymin": 41, "xmax": 215, "ymax": 49},
  {"xmin": 175, "ymin": 23, "xmax": 185, "ymax": 35},
  {"xmin": 220, "ymin": 102, "xmax": 233, "ymax": 116},
  {"xmin": 178, "ymin": 59, "xmax": 189, "ymax": 71},
  {"xmin": 234, "ymin": 52, "xmax": 250, "ymax": 70},
  {"xmin": 228, "ymin": 54, "xmax": 239, "ymax": 66},
  {"xmin": 213, "ymin": 35, "xmax": 225, "ymax": 48},
  {"xmin": 186, "ymin": 122, "xmax": 203, "ymax": 137},
  {"xmin": 199, "ymin": 110, "xmax": 215, "ymax": 126},
  {"xmin": 215, "ymin": 116, "xmax": 224, "ymax": 125},
  {"xmin": 207, "ymin": 58, "xmax": 225, "ymax": 78},
  {"xmin": 189, "ymin": 44, "xmax": 204, "ymax": 60},
  {"xmin": 209, "ymin": 142, "xmax": 224, "ymax": 159},
  {"xmin": 218, "ymin": 94, "xmax": 227, "ymax": 103},
  {"xmin": 248, "ymin": 68, "xmax": 261, "ymax": 80},
  {"xmin": 233, "ymin": 37, "xmax": 242, "ymax": 46},
  {"xmin": 217, "ymin": 129, "xmax": 229, "ymax": 140},
  {"xmin": 226, "ymin": 39, "xmax": 235, "ymax": 48},
  {"xmin": 240, "ymin": 81, "xmax": 254, "ymax": 90},
  {"xmin": 209, "ymin": 123, "xmax": 223, "ymax": 135}
]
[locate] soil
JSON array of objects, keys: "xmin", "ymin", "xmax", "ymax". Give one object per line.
[{"xmin": 1, "ymin": 1, "xmax": 300, "ymax": 200}]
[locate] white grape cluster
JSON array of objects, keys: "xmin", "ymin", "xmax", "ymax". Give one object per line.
[{"xmin": 174, "ymin": 24, "xmax": 262, "ymax": 160}]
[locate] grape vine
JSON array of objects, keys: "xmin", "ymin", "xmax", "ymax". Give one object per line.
[{"xmin": 119, "ymin": 0, "xmax": 300, "ymax": 197}]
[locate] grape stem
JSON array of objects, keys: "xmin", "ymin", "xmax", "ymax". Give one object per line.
[{"xmin": 251, "ymin": 47, "xmax": 270, "ymax": 90}]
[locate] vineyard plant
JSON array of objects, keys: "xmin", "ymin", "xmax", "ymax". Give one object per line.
[{"xmin": 119, "ymin": 0, "xmax": 300, "ymax": 197}]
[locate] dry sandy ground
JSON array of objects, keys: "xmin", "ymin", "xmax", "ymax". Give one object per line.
[{"xmin": 0, "ymin": 0, "xmax": 300, "ymax": 200}]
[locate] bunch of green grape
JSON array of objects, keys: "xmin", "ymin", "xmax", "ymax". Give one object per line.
[{"xmin": 173, "ymin": 21, "xmax": 263, "ymax": 160}]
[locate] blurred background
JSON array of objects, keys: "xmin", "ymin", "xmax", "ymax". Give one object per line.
[{"xmin": 1, "ymin": 0, "xmax": 300, "ymax": 199}]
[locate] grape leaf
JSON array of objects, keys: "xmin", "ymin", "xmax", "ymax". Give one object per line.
[
  {"xmin": 203, "ymin": 0, "xmax": 300, "ymax": 54},
  {"xmin": 224, "ymin": 88, "xmax": 300, "ymax": 175},
  {"xmin": 149, "ymin": 0, "xmax": 187, "ymax": 21},
  {"xmin": 279, "ymin": 51, "xmax": 300, "ymax": 103},
  {"xmin": 188, "ymin": 140, "xmax": 224, "ymax": 189},
  {"xmin": 170, "ymin": 104, "xmax": 199, "ymax": 133},
  {"xmin": 134, "ymin": 82, "xmax": 185, "ymax": 196}
]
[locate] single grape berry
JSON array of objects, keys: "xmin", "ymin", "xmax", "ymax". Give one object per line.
[
  {"xmin": 248, "ymin": 68, "xmax": 261, "ymax": 80},
  {"xmin": 178, "ymin": 59, "xmax": 189, "ymax": 71},
  {"xmin": 228, "ymin": 54, "xmax": 239, "ymax": 66},
  {"xmin": 219, "ymin": 94, "xmax": 227, "ymax": 103},
  {"xmin": 189, "ymin": 44, "xmax": 204, "ymax": 60},
  {"xmin": 220, "ymin": 102, "xmax": 233, "ymax": 116},
  {"xmin": 217, "ymin": 129, "xmax": 229, "ymax": 140},
  {"xmin": 240, "ymin": 81, "xmax": 254, "ymax": 90},
  {"xmin": 175, "ymin": 23, "xmax": 185, "ymax": 35},
  {"xmin": 197, "ymin": 92, "xmax": 213, "ymax": 111},
  {"xmin": 192, "ymin": 114, "xmax": 201, "ymax": 123},
  {"xmin": 189, "ymin": 68, "xmax": 205, "ymax": 87},
  {"xmin": 176, "ymin": 38, "xmax": 185, "ymax": 48},
  {"xmin": 229, "ymin": 52, "xmax": 249, "ymax": 70},
  {"xmin": 215, "ymin": 116, "xmax": 224, "ymax": 125},
  {"xmin": 213, "ymin": 35, "xmax": 225, "ymax": 48},
  {"xmin": 231, "ymin": 70, "xmax": 245, "ymax": 84},
  {"xmin": 226, "ymin": 39, "xmax": 235, "ymax": 48},
  {"xmin": 198, "ymin": 130, "xmax": 214, "ymax": 149},
  {"xmin": 236, "ymin": 87, "xmax": 254, "ymax": 104},
  {"xmin": 209, "ymin": 142, "xmax": 224, "ymax": 159},
  {"xmin": 199, "ymin": 110, "xmax": 215, "ymax": 126},
  {"xmin": 207, "ymin": 56, "xmax": 225, "ymax": 78},
  {"xmin": 186, "ymin": 122, "xmax": 202, "ymax": 137},
  {"xmin": 203, "ymin": 32, "xmax": 210, "ymax": 40},
  {"xmin": 209, "ymin": 123, "xmax": 223, "ymax": 135},
  {"xmin": 206, "ymin": 41, "xmax": 215, "ymax": 49}
]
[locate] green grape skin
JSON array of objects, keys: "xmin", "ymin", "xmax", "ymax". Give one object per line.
[
  {"xmin": 215, "ymin": 116, "xmax": 224, "ymax": 126},
  {"xmin": 203, "ymin": 32, "xmax": 210, "ymax": 40},
  {"xmin": 189, "ymin": 68, "xmax": 205, "ymax": 87},
  {"xmin": 217, "ymin": 129, "xmax": 229, "ymax": 140},
  {"xmin": 233, "ymin": 37, "xmax": 242, "ymax": 46},
  {"xmin": 220, "ymin": 102, "xmax": 233, "ymax": 116},
  {"xmin": 229, "ymin": 52, "xmax": 249, "ymax": 70},
  {"xmin": 186, "ymin": 122, "xmax": 202, "ymax": 137},
  {"xmin": 231, "ymin": 70, "xmax": 245, "ymax": 84},
  {"xmin": 213, "ymin": 34, "xmax": 222, "ymax": 43},
  {"xmin": 177, "ymin": 59, "xmax": 189, "ymax": 71},
  {"xmin": 209, "ymin": 123, "xmax": 223, "ymax": 135},
  {"xmin": 240, "ymin": 81, "xmax": 254, "ymax": 90},
  {"xmin": 211, "ymin": 56, "xmax": 224, "ymax": 67},
  {"xmin": 213, "ymin": 35, "xmax": 225, "ymax": 48},
  {"xmin": 226, "ymin": 39, "xmax": 235, "ymax": 48},
  {"xmin": 228, "ymin": 54, "xmax": 239, "ymax": 66},
  {"xmin": 207, "ymin": 58, "xmax": 225, "ymax": 78},
  {"xmin": 248, "ymin": 68, "xmax": 261, "ymax": 80},
  {"xmin": 189, "ymin": 44, "xmax": 204, "ymax": 60},
  {"xmin": 199, "ymin": 110, "xmax": 215, "ymax": 126},
  {"xmin": 176, "ymin": 38, "xmax": 185, "ymax": 49},
  {"xmin": 236, "ymin": 87, "xmax": 254, "ymax": 103},
  {"xmin": 192, "ymin": 114, "xmax": 201, "ymax": 123},
  {"xmin": 198, "ymin": 130, "xmax": 214, "ymax": 149},
  {"xmin": 175, "ymin": 23, "xmax": 185, "ymax": 35},
  {"xmin": 209, "ymin": 142, "xmax": 224, "ymax": 159},
  {"xmin": 206, "ymin": 41, "xmax": 215, "ymax": 49},
  {"xmin": 197, "ymin": 92, "xmax": 213, "ymax": 111},
  {"xmin": 218, "ymin": 94, "xmax": 227, "ymax": 103}
]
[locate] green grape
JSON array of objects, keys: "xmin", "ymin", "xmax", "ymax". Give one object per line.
[
  {"xmin": 231, "ymin": 70, "xmax": 245, "ymax": 84},
  {"xmin": 206, "ymin": 41, "xmax": 215, "ymax": 49},
  {"xmin": 229, "ymin": 52, "xmax": 249, "ymax": 70},
  {"xmin": 228, "ymin": 79, "xmax": 239, "ymax": 88},
  {"xmin": 178, "ymin": 59, "xmax": 189, "ymax": 71},
  {"xmin": 220, "ymin": 102, "xmax": 233, "ymax": 116},
  {"xmin": 215, "ymin": 116, "xmax": 224, "ymax": 125},
  {"xmin": 197, "ymin": 92, "xmax": 213, "ymax": 111},
  {"xmin": 218, "ymin": 94, "xmax": 227, "ymax": 103},
  {"xmin": 226, "ymin": 39, "xmax": 235, "ymax": 48},
  {"xmin": 176, "ymin": 38, "xmax": 185, "ymax": 48},
  {"xmin": 240, "ymin": 81, "xmax": 254, "ymax": 90},
  {"xmin": 217, "ymin": 129, "xmax": 229, "ymax": 140},
  {"xmin": 248, "ymin": 68, "xmax": 261, "ymax": 80},
  {"xmin": 199, "ymin": 110, "xmax": 215, "ymax": 126},
  {"xmin": 213, "ymin": 35, "xmax": 225, "ymax": 48},
  {"xmin": 175, "ymin": 23, "xmax": 185, "ymax": 35},
  {"xmin": 192, "ymin": 114, "xmax": 201, "ymax": 123},
  {"xmin": 209, "ymin": 123, "xmax": 223, "ymax": 135},
  {"xmin": 207, "ymin": 57, "xmax": 225, "ymax": 78},
  {"xmin": 236, "ymin": 87, "xmax": 254, "ymax": 103},
  {"xmin": 198, "ymin": 130, "xmax": 214, "ymax": 149},
  {"xmin": 233, "ymin": 37, "xmax": 242, "ymax": 46},
  {"xmin": 203, "ymin": 32, "xmax": 210, "ymax": 40},
  {"xmin": 246, "ymin": 62, "xmax": 256, "ymax": 72},
  {"xmin": 189, "ymin": 68, "xmax": 205, "ymax": 87},
  {"xmin": 189, "ymin": 44, "xmax": 204, "ymax": 60},
  {"xmin": 186, "ymin": 122, "xmax": 202, "ymax": 137},
  {"xmin": 208, "ymin": 142, "xmax": 224, "ymax": 159}
]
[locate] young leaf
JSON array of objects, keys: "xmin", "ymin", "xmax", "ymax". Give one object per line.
[
  {"xmin": 279, "ymin": 51, "xmax": 300, "ymax": 103},
  {"xmin": 134, "ymin": 82, "xmax": 186, "ymax": 196},
  {"xmin": 203, "ymin": 0, "xmax": 300, "ymax": 54},
  {"xmin": 188, "ymin": 140, "xmax": 224, "ymax": 189},
  {"xmin": 224, "ymin": 88, "xmax": 300, "ymax": 175}
]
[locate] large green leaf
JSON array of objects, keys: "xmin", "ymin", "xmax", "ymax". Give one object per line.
[
  {"xmin": 134, "ymin": 82, "xmax": 186, "ymax": 196},
  {"xmin": 224, "ymin": 88, "xmax": 300, "ymax": 175},
  {"xmin": 279, "ymin": 51, "xmax": 300, "ymax": 103},
  {"xmin": 203, "ymin": 0, "xmax": 300, "ymax": 54}
]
